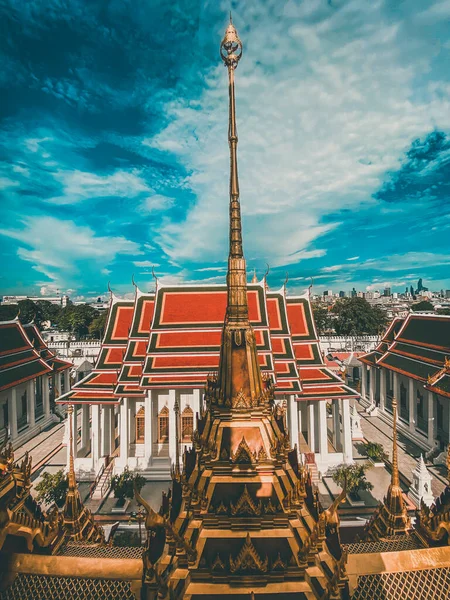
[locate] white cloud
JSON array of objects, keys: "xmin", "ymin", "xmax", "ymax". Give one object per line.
[
  {"xmin": 139, "ymin": 194, "xmax": 175, "ymax": 213},
  {"xmin": 133, "ymin": 260, "xmax": 160, "ymax": 268},
  {"xmin": 145, "ymin": 0, "xmax": 450, "ymax": 271},
  {"xmin": 0, "ymin": 216, "xmax": 142, "ymax": 283},
  {"xmin": 49, "ymin": 169, "xmax": 150, "ymax": 204},
  {"xmin": 346, "ymin": 256, "xmax": 360, "ymax": 261},
  {"xmin": 101, "ymin": 268, "xmax": 112, "ymax": 275}
]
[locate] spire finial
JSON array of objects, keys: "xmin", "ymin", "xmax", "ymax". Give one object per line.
[
  {"xmin": 252, "ymin": 269, "xmax": 258, "ymax": 284},
  {"xmin": 67, "ymin": 404, "xmax": 76, "ymax": 490},
  {"xmin": 230, "ymin": 11, "xmax": 232, "ymax": 24},
  {"xmin": 391, "ymin": 396, "xmax": 399, "ymax": 488}
]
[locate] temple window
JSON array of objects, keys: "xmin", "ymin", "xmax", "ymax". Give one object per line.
[
  {"xmin": 181, "ymin": 406, "xmax": 194, "ymax": 442},
  {"xmin": 158, "ymin": 406, "xmax": 169, "ymax": 443},
  {"xmin": 135, "ymin": 406, "xmax": 145, "ymax": 443}
]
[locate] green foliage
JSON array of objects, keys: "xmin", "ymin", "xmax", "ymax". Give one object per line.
[
  {"xmin": 312, "ymin": 304, "xmax": 333, "ymax": 334},
  {"xmin": 332, "ymin": 463, "xmax": 373, "ymax": 497},
  {"xmin": 36, "ymin": 300, "xmax": 62, "ymax": 325},
  {"xmin": 56, "ymin": 304, "xmax": 99, "ymax": 337},
  {"xmin": 0, "ymin": 304, "xmax": 18, "ymax": 321},
  {"xmin": 35, "ymin": 469, "xmax": 68, "ymax": 506},
  {"xmin": 437, "ymin": 308, "xmax": 450, "ymax": 316},
  {"xmin": 88, "ymin": 311, "xmax": 108, "ymax": 338},
  {"xmin": 363, "ymin": 442, "xmax": 387, "ymax": 462},
  {"xmin": 333, "ymin": 297, "xmax": 387, "ymax": 335},
  {"xmin": 411, "ymin": 300, "xmax": 434, "ymax": 312},
  {"xmin": 111, "ymin": 467, "xmax": 146, "ymax": 503}
]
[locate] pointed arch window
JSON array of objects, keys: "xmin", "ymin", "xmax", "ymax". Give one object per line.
[
  {"xmin": 158, "ymin": 406, "xmax": 169, "ymax": 443},
  {"xmin": 135, "ymin": 406, "xmax": 145, "ymax": 443},
  {"xmin": 181, "ymin": 406, "xmax": 194, "ymax": 442}
]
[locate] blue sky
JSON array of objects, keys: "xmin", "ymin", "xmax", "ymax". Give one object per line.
[{"xmin": 1, "ymin": 0, "xmax": 450, "ymax": 301}]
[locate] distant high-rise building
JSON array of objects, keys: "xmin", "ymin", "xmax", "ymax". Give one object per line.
[
  {"xmin": 446, "ymin": 290, "xmax": 450, "ymax": 299},
  {"xmin": 384, "ymin": 287, "xmax": 391, "ymax": 297},
  {"xmin": 415, "ymin": 278, "xmax": 428, "ymax": 295},
  {"xmin": 339, "ymin": 290, "xmax": 346, "ymax": 298},
  {"xmin": 410, "ymin": 285, "xmax": 415, "ymax": 298},
  {"xmin": 351, "ymin": 288, "xmax": 357, "ymax": 298}
]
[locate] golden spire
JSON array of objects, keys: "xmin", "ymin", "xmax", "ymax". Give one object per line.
[
  {"xmin": 220, "ymin": 16, "xmax": 247, "ymax": 324},
  {"xmin": 251, "ymin": 269, "xmax": 258, "ymax": 283},
  {"xmin": 390, "ymin": 396, "xmax": 400, "ymax": 489},
  {"xmin": 67, "ymin": 404, "xmax": 76, "ymax": 491},
  {"xmin": 63, "ymin": 404, "xmax": 104, "ymax": 543},
  {"xmin": 208, "ymin": 18, "xmax": 267, "ymax": 409},
  {"xmin": 363, "ymin": 396, "xmax": 412, "ymax": 540}
]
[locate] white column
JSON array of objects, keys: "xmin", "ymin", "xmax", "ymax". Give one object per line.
[
  {"xmin": 369, "ymin": 367, "xmax": 375, "ymax": 406},
  {"xmin": 168, "ymin": 389, "xmax": 176, "ymax": 465},
  {"xmin": 119, "ymin": 398, "xmax": 129, "ymax": 464},
  {"xmin": 91, "ymin": 404, "xmax": 101, "ymax": 471},
  {"xmin": 318, "ymin": 400, "xmax": 328, "ymax": 461},
  {"xmin": 144, "ymin": 391, "xmax": 153, "ymax": 463},
  {"xmin": 332, "ymin": 400, "xmax": 341, "ymax": 451},
  {"xmin": 288, "ymin": 395, "xmax": 299, "ymax": 450},
  {"xmin": 427, "ymin": 391, "xmax": 434, "ymax": 446},
  {"xmin": 341, "ymin": 398, "xmax": 353, "ymax": 463},
  {"xmin": 409, "ymin": 379, "xmax": 415, "ymax": 432},
  {"xmin": 81, "ymin": 404, "xmax": 90, "ymax": 450},
  {"xmin": 101, "ymin": 405, "xmax": 111, "ymax": 457},
  {"xmin": 361, "ymin": 364, "xmax": 367, "ymax": 401},
  {"xmin": 379, "ymin": 368, "xmax": 386, "ymax": 412},
  {"xmin": 72, "ymin": 404, "xmax": 78, "ymax": 459},
  {"xmin": 9, "ymin": 388, "xmax": 18, "ymax": 441},
  {"xmin": 192, "ymin": 388, "xmax": 201, "ymax": 419},
  {"xmin": 43, "ymin": 376, "xmax": 50, "ymax": 418},
  {"xmin": 393, "ymin": 372, "xmax": 398, "ymax": 405},
  {"xmin": 110, "ymin": 406, "xmax": 116, "ymax": 455},
  {"xmin": 27, "ymin": 380, "xmax": 35, "ymax": 429},
  {"xmin": 307, "ymin": 401, "xmax": 315, "ymax": 452},
  {"xmin": 64, "ymin": 369, "xmax": 70, "ymax": 394}
]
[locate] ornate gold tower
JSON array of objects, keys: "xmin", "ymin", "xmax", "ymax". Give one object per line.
[
  {"xmin": 363, "ymin": 397, "xmax": 412, "ymax": 540},
  {"xmin": 62, "ymin": 404, "xmax": 104, "ymax": 543},
  {"xmin": 138, "ymin": 18, "xmax": 348, "ymax": 600}
]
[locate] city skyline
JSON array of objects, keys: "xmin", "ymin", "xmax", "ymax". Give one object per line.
[{"xmin": 1, "ymin": 0, "xmax": 450, "ymax": 301}]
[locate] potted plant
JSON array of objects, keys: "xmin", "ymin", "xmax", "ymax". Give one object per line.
[
  {"xmin": 332, "ymin": 463, "xmax": 373, "ymax": 504},
  {"xmin": 363, "ymin": 442, "xmax": 387, "ymax": 467},
  {"xmin": 36, "ymin": 468, "xmax": 68, "ymax": 508},
  {"xmin": 111, "ymin": 467, "xmax": 145, "ymax": 511}
]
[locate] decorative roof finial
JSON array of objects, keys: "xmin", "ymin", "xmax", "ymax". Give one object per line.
[
  {"xmin": 391, "ymin": 396, "xmax": 400, "ymax": 488},
  {"xmin": 67, "ymin": 404, "xmax": 76, "ymax": 491},
  {"xmin": 252, "ymin": 269, "xmax": 258, "ymax": 284}
]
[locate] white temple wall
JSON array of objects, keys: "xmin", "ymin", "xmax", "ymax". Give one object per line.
[{"xmin": 73, "ymin": 385, "xmax": 353, "ymax": 481}]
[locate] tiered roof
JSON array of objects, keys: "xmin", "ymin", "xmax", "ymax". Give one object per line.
[
  {"xmin": 288, "ymin": 294, "xmax": 358, "ymax": 401},
  {"xmin": 360, "ymin": 314, "xmax": 450, "ymax": 398},
  {"xmin": 60, "ymin": 283, "xmax": 357, "ymax": 405},
  {"xmin": 0, "ymin": 319, "xmax": 70, "ymax": 393},
  {"xmin": 66, "ymin": 295, "xmax": 134, "ymax": 405}
]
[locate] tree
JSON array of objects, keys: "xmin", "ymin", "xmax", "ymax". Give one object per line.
[
  {"xmin": 56, "ymin": 304, "xmax": 99, "ymax": 337},
  {"xmin": 332, "ymin": 463, "xmax": 373, "ymax": 499},
  {"xmin": 333, "ymin": 297, "xmax": 387, "ymax": 335},
  {"xmin": 17, "ymin": 299, "xmax": 44, "ymax": 326},
  {"xmin": 111, "ymin": 467, "xmax": 146, "ymax": 505},
  {"xmin": 0, "ymin": 304, "xmax": 18, "ymax": 321},
  {"xmin": 411, "ymin": 300, "xmax": 434, "ymax": 312},
  {"xmin": 363, "ymin": 442, "xmax": 387, "ymax": 463},
  {"xmin": 312, "ymin": 304, "xmax": 333, "ymax": 334},
  {"xmin": 88, "ymin": 311, "xmax": 108, "ymax": 339},
  {"xmin": 36, "ymin": 300, "xmax": 62, "ymax": 325},
  {"xmin": 35, "ymin": 469, "xmax": 68, "ymax": 506}
]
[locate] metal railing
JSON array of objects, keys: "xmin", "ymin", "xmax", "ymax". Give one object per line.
[{"xmin": 100, "ymin": 459, "xmax": 115, "ymax": 498}]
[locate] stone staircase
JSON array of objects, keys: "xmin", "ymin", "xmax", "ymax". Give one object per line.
[
  {"xmin": 307, "ymin": 462, "xmax": 320, "ymax": 483},
  {"xmin": 91, "ymin": 459, "xmax": 115, "ymax": 500}
]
